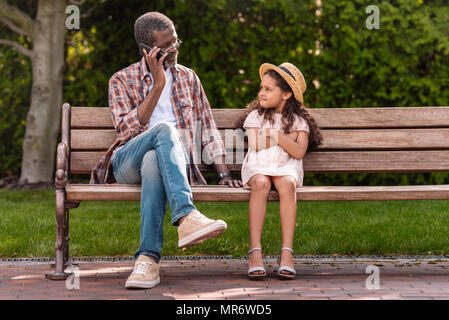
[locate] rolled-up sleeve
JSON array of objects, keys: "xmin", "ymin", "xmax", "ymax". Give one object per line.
[
  {"xmin": 109, "ymin": 74, "xmax": 145, "ymax": 143},
  {"xmin": 192, "ymin": 72, "xmax": 226, "ymax": 162}
]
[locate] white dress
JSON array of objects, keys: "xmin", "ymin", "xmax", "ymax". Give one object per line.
[{"xmin": 241, "ymin": 110, "xmax": 310, "ymax": 188}]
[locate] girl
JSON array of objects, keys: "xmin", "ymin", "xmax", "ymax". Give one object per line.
[{"xmin": 241, "ymin": 62, "xmax": 322, "ymax": 279}]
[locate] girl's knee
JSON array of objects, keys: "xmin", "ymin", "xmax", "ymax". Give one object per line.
[
  {"xmin": 276, "ymin": 176, "xmax": 297, "ymax": 194},
  {"xmin": 249, "ymin": 175, "xmax": 271, "ymax": 192}
]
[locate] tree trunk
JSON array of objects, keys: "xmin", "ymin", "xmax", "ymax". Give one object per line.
[{"xmin": 19, "ymin": 0, "xmax": 66, "ymax": 184}]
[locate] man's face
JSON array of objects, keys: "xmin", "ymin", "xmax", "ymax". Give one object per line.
[{"xmin": 152, "ymin": 27, "xmax": 179, "ymax": 69}]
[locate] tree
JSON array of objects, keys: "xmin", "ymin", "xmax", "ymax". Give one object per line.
[{"xmin": 0, "ymin": 0, "xmax": 92, "ymax": 184}]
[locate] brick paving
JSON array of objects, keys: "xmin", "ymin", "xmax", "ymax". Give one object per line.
[{"xmin": 1, "ymin": 257, "xmax": 449, "ymax": 300}]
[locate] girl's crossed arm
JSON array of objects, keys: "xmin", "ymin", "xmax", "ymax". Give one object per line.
[
  {"xmin": 270, "ymin": 129, "xmax": 309, "ymax": 160},
  {"xmin": 246, "ymin": 127, "xmax": 277, "ymax": 151}
]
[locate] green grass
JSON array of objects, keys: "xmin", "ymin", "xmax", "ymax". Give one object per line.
[{"xmin": 1, "ymin": 189, "xmax": 449, "ymax": 258}]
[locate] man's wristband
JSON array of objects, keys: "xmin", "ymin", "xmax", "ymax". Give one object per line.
[{"xmin": 218, "ymin": 172, "xmax": 232, "ymax": 181}]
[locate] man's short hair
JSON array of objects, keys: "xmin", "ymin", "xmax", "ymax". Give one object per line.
[{"xmin": 134, "ymin": 12, "xmax": 174, "ymax": 46}]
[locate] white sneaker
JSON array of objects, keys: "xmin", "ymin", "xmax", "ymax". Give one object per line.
[
  {"xmin": 125, "ymin": 255, "xmax": 160, "ymax": 289},
  {"xmin": 178, "ymin": 210, "xmax": 227, "ymax": 248}
]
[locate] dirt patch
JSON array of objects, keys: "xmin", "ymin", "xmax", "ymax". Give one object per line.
[{"xmin": 0, "ymin": 176, "xmax": 54, "ymax": 190}]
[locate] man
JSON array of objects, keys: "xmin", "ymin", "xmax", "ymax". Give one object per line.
[{"xmin": 90, "ymin": 12, "xmax": 242, "ymax": 289}]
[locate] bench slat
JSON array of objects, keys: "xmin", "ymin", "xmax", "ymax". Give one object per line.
[
  {"xmin": 71, "ymin": 128, "xmax": 449, "ymax": 151},
  {"xmin": 66, "ymin": 184, "xmax": 449, "ymax": 202},
  {"xmin": 70, "ymin": 129, "xmax": 248, "ymax": 151},
  {"xmin": 71, "ymin": 106, "xmax": 449, "ymax": 129},
  {"xmin": 70, "ymin": 150, "xmax": 449, "ymax": 174}
]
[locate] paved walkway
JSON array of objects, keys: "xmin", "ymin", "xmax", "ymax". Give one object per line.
[{"xmin": 1, "ymin": 256, "xmax": 449, "ymax": 300}]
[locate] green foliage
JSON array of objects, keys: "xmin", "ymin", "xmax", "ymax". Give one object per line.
[
  {"xmin": 1, "ymin": 0, "xmax": 448, "ymax": 185},
  {"xmin": 315, "ymin": 0, "xmax": 449, "ymax": 107},
  {"xmin": 0, "ymin": 0, "xmax": 35, "ymax": 178},
  {"xmin": 64, "ymin": 0, "xmax": 449, "ymax": 109},
  {"xmin": 0, "ymin": 46, "xmax": 32, "ymax": 177}
]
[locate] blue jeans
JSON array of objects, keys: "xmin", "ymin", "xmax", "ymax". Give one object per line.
[{"xmin": 111, "ymin": 122, "xmax": 197, "ymax": 262}]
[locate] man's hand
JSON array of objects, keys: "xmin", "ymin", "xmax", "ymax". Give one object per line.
[
  {"xmin": 143, "ymin": 47, "xmax": 169, "ymax": 89},
  {"xmin": 213, "ymin": 155, "xmax": 243, "ymax": 188},
  {"xmin": 218, "ymin": 176, "xmax": 243, "ymax": 188},
  {"xmin": 137, "ymin": 48, "xmax": 169, "ymax": 126}
]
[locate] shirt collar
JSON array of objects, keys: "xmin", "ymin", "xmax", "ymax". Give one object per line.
[{"xmin": 139, "ymin": 57, "xmax": 180, "ymax": 83}]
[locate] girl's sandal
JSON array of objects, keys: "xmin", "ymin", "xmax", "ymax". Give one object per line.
[
  {"xmin": 248, "ymin": 247, "xmax": 266, "ymax": 279},
  {"xmin": 277, "ymin": 247, "xmax": 296, "ymax": 280}
]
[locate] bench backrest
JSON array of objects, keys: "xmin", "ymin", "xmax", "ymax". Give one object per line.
[{"xmin": 66, "ymin": 105, "xmax": 449, "ymax": 176}]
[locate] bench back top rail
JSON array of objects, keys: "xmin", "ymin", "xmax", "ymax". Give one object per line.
[
  {"xmin": 65, "ymin": 105, "xmax": 449, "ymax": 175},
  {"xmin": 71, "ymin": 106, "xmax": 449, "ymax": 129}
]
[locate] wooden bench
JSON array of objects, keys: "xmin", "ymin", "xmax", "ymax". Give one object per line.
[{"xmin": 46, "ymin": 103, "xmax": 449, "ymax": 279}]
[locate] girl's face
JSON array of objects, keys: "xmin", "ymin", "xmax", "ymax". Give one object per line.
[{"xmin": 258, "ymin": 74, "xmax": 291, "ymax": 113}]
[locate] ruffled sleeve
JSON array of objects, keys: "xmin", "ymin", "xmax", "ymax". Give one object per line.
[
  {"xmin": 293, "ymin": 115, "xmax": 310, "ymax": 134},
  {"xmin": 243, "ymin": 110, "xmax": 262, "ymax": 129}
]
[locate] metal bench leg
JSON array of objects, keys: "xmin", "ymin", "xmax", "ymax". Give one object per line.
[
  {"xmin": 49, "ymin": 200, "xmax": 79, "ymax": 269},
  {"xmin": 45, "ymin": 189, "xmax": 72, "ymax": 280},
  {"xmin": 63, "ymin": 203, "xmax": 69, "ymax": 265}
]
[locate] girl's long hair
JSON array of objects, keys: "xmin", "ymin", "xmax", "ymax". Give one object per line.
[{"xmin": 239, "ymin": 69, "xmax": 323, "ymax": 151}]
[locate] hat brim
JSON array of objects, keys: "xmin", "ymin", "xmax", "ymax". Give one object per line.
[{"xmin": 259, "ymin": 63, "xmax": 304, "ymax": 104}]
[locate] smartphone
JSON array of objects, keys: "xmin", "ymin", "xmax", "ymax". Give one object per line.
[{"xmin": 138, "ymin": 43, "xmax": 164, "ymax": 60}]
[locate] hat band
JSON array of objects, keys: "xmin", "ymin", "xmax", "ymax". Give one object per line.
[{"xmin": 278, "ymin": 66, "xmax": 296, "ymax": 81}]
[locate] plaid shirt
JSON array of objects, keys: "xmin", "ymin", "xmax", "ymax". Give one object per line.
[{"xmin": 90, "ymin": 58, "xmax": 226, "ymax": 185}]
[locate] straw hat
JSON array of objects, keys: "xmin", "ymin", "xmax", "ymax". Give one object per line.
[{"xmin": 259, "ymin": 62, "xmax": 306, "ymax": 104}]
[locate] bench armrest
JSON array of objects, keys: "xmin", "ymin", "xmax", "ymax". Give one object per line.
[{"xmin": 55, "ymin": 142, "xmax": 68, "ymax": 188}]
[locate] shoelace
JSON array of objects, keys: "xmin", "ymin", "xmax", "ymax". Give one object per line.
[
  {"xmin": 189, "ymin": 212, "xmax": 212, "ymax": 224},
  {"xmin": 133, "ymin": 262, "xmax": 153, "ymax": 275}
]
